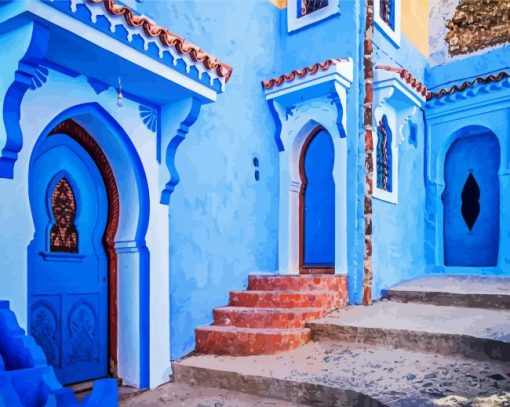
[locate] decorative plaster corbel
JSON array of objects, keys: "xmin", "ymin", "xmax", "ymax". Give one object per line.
[
  {"xmin": 267, "ymin": 99, "xmax": 285, "ymax": 152},
  {"xmin": 0, "ymin": 21, "xmax": 50, "ymax": 178},
  {"xmin": 159, "ymin": 97, "xmax": 202, "ymax": 204},
  {"xmin": 329, "ymin": 82, "xmax": 347, "ymax": 138}
]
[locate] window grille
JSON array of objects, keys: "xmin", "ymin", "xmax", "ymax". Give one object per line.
[
  {"xmin": 376, "ymin": 115, "xmax": 392, "ymax": 192},
  {"xmin": 50, "ymin": 178, "xmax": 78, "ymax": 253},
  {"xmin": 301, "ymin": 0, "xmax": 329, "ymax": 16},
  {"xmin": 379, "ymin": 0, "xmax": 394, "ymax": 29}
]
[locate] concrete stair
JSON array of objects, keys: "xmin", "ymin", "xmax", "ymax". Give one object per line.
[
  {"xmin": 195, "ymin": 274, "xmax": 347, "ymax": 356},
  {"xmin": 386, "ymin": 275, "xmax": 510, "ymax": 309},
  {"xmin": 309, "ymin": 275, "xmax": 510, "ymax": 362},
  {"xmin": 178, "ymin": 275, "xmax": 510, "ymax": 405}
]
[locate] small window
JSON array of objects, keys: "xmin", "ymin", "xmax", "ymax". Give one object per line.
[
  {"xmin": 50, "ymin": 178, "xmax": 78, "ymax": 253},
  {"xmin": 300, "ymin": 0, "xmax": 329, "ymax": 16},
  {"xmin": 288, "ymin": 0, "xmax": 339, "ymax": 33},
  {"xmin": 379, "ymin": 0, "xmax": 394, "ymax": 30},
  {"xmin": 376, "ymin": 115, "xmax": 392, "ymax": 192},
  {"xmin": 374, "ymin": 0, "xmax": 401, "ymax": 47}
]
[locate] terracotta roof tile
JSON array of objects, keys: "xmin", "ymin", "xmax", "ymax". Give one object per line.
[
  {"xmin": 427, "ymin": 71, "xmax": 510, "ymax": 100},
  {"xmin": 262, "ymin": 58, "xmax": 349, "ymax": 90},
  {"xmin": 375, "ymin": 65, "xmax": 428, "ymax": 98},
  {"xmin": 88, "ymin": 0, "xmax": 232, "ymax": 82}
]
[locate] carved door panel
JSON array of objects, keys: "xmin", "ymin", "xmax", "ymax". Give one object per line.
[
  {"xmin": 443, "ymin": 133, "xmax": 500, "ymax": 267},
  {"xmin": 28, "ymin": 134, "xmax": 108, "ymax": 385},
  {"xmin": 301, "ymin": 130, "xmax": 335, "ymax": 271}
]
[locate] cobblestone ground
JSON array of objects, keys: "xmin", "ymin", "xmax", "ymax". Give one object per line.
[
  {"xmin": 120, "ymin": 382, "xmax": 306, "ymax": 407},
  {"xmin": 174, "ymin": 340, "xmax": 510, "ymax": 406}
]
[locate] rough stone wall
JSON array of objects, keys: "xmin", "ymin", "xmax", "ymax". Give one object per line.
[
  {"xmin": 363, "ymin": 0, "xmax": 374, "ymax": 306},
  {"xmin": 446, "ymin": 0, "xmax": 510, "ymax": 56}
]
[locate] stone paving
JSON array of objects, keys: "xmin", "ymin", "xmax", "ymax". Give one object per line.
[
  {"xmin": 120, "ymin": 382, "xmax": 306, "ymax": 407},
  {"xmin": 174, "ymin": 340, "xmax": 510, "ymax": 406}
]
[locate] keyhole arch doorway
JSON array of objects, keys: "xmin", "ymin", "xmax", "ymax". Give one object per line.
[
  {"xmin": 442, "ymin": 128, "xmax": 501, "ymax": 267},
  {"xmin": 298, "ymin": 126, "xmax": 335, "ymax": 274}
]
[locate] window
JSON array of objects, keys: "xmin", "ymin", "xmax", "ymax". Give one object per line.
[
  {"xmin": 287, "ymin": 0, "xmax": 339, "ymax": 33},
  {"xmin": 376, "ymin": 115, "xmax": 392, "ymax": 192},
  {"xmin": 379, "ymin": 0, "xmax": 394, "ymax": 29},
  {"xmin": 374, "ymin": 0, "xmax": 401, "ymax": 47},
  {"xmin": 50, "ymin": 178, "xmax": 78, "ymax": 253},
  {"xmin": 300, "ymin": 0, "xmax": 329, "ymax": 16}
]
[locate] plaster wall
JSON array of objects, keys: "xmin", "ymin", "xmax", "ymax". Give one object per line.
[
  {"xmin": 128, "ymin": 0, "xmax": 366, "ymax": 359},
  {"xmin": 370, "ymin": 18, "xmax": 429, "ymax": 298},
  {"xmin": 276, "ymin": 1, "xmax": 365, "ymax": 304},
  {"xmin": 401, "ymin": 0, "xmax": 429, "ymax": 56},
  {"xmin": 0, "ymin": 67, "xmax": 170, "ymax": 388},
  {"xmin": 131, "ymin": 1, "xmax": 280, "ymax": 360}
]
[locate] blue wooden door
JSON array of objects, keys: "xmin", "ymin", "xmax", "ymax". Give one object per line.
[
  {"xmin": 28, "ymin": 134, "xmax": 109, "ymax": 385},
  {"xmin": 302, "ymin": 130, "xmax": 335, "ymax": 268},
  {"xmin": 443, "ymin": 133, "xmax": 500, "ymax": 266}
]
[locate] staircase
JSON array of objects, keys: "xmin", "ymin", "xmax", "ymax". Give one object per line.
[
  {"xmin": 177, "ymin": 275, "xmax": 510, "ymax": 406},
  {"xmin": 195, "ymin": 274, "xmax": 348, "ymax": 356}
]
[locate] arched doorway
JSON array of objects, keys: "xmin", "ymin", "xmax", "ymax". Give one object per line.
[
  {"xmin": 443, "ymin": 131, "xmax": 500, "ymax": 266},
  {"xmin": 28, "ymin": 120, "xmax": 119, "ymax": 385},
  {"xmin": 299, "ymin": 128, "xmax": 335, "ymax": 274}
]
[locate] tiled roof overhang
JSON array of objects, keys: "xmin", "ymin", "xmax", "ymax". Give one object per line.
[
  {"xmin": 89, "ymin": 0, "xmax": 232, "ymax": 82},
  {"xmin": 262, "ymin": 59, "xmax": 350, "ymax": 90},
  {"xmin": 375, "ymin": 65, "xmax": 428, "ymax": 99},
  {"xmin": 427, "ymin": 71, "xmax": 510, "ymax": 100}
]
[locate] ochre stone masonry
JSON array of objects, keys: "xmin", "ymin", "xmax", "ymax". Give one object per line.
[
  {"xmin": 195, "ymin": 275, "xmax": 347, "ymax": 356},
  {"xmin": 446, "ymin": 0, "xmax": 510, "ymax": 56}
]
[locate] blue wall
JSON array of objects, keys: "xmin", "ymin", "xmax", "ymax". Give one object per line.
[
  {"xmin": 370, "ymin": 25, "xmax": 429, "ymax": 298},
  {"xmin": 130, "ymin": 0, "xmax": 366, "ymax": 358}
]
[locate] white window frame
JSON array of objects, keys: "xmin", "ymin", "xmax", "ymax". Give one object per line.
[
  {"xmin": 373, "ymin": 109, "xmax": 399, "ymax": 204},
  {"xmin": 374, "ymin": 0, "xmax": 401, "ymax": 47},
  {"xmin": 287, "ymin": 0, "xmax": 340, "ymax": 33}
]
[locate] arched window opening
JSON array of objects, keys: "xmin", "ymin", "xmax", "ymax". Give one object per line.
[
  {"xmin": 50, "ymin": 178, "xmax": 78, "ymax": 253},
  {"xmin": 376, "ymin": 114, "xmax": 393, "ymax": 192}
]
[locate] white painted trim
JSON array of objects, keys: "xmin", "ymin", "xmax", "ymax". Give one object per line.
[
  {"xmin": 374, "ymin": 0, "xmax": 401, "ymax": 48},
  {"xmin": 265, "ymin": 58, "xmax": 353, "ymax": 276},
  {"xmin": 287, "ymin": 0, "xmax": 340, "ymax": 33},
  {"xmin": 373, "ymin": 68, "xmax": 424, "ymax": 204},
  {"xmin": 26, "ymin": 1, "xmax": 218, "ymax": 102},
  {"xmin": 372, "ymin": 109, "xmax": 399, "ymax": 204}
]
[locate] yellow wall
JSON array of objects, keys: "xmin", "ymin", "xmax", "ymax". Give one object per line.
[
  {"xmin": 402, "ymin": 0, "xmax": 429, "ymax": 56},
  {"xmin": 269, "ymin": 0, "xmax": 287, "ymax": 9},
  {"xmin": 267, "ymin": 0, "xmax": 429, "ymax": 55}
]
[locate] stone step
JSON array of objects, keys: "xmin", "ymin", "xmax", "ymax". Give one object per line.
[
  {"xmin": 248, "ymin": 274, "xmax": 346, "ymax": 293},
  {"xmin": 386, "ymin": 275, "xmax": 510, "ymax": 309},
  {"xmin": 173, "ymin": 340, "xmax": 510, "ymax": 406},
  {"xmin": 195, "ymin": 326, "xmax": 310, "ymax": 356},
  {"xmin": 308, "ymin": 300, "xmax": 510, "ymax": 362},
  {"xmin": 229, "ymin": 290, "xmax": 342, "ymax": 309},
  {"xmin": 213, "ymin": 307, "xmax": 327, "ymax": 329}
]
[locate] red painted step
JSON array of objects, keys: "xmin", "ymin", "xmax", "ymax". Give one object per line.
[
  {"xmin": 195, "ymin": 274, "xmax": 348, "ymax": 356},
  {"xmin": 213, "ymin": 306, "xmax": 327, "ymax": 329},
  {"xmin": 229, "ymin": 290, "xmax": 343, "ymax": 309},
  {"xmin": 195, "ymin": 326, "xmax": 311, "ymax": 356},
  {"xmin": 248, "ymin": 274, "xmax": 347, "ymax": 293}
]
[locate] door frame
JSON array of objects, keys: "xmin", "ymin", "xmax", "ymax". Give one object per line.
[
  {"xmin": 47, "ymin": 119, "xmax": 120, "ymax": 377},
  {"xmin": 298, "ymin": 127, "xmax": 335, "ymax": 275}
]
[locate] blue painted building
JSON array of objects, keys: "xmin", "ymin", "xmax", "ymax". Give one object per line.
[{"xmin": 0, "ymin": 0, "xmax": 508, "ymax": 396}]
